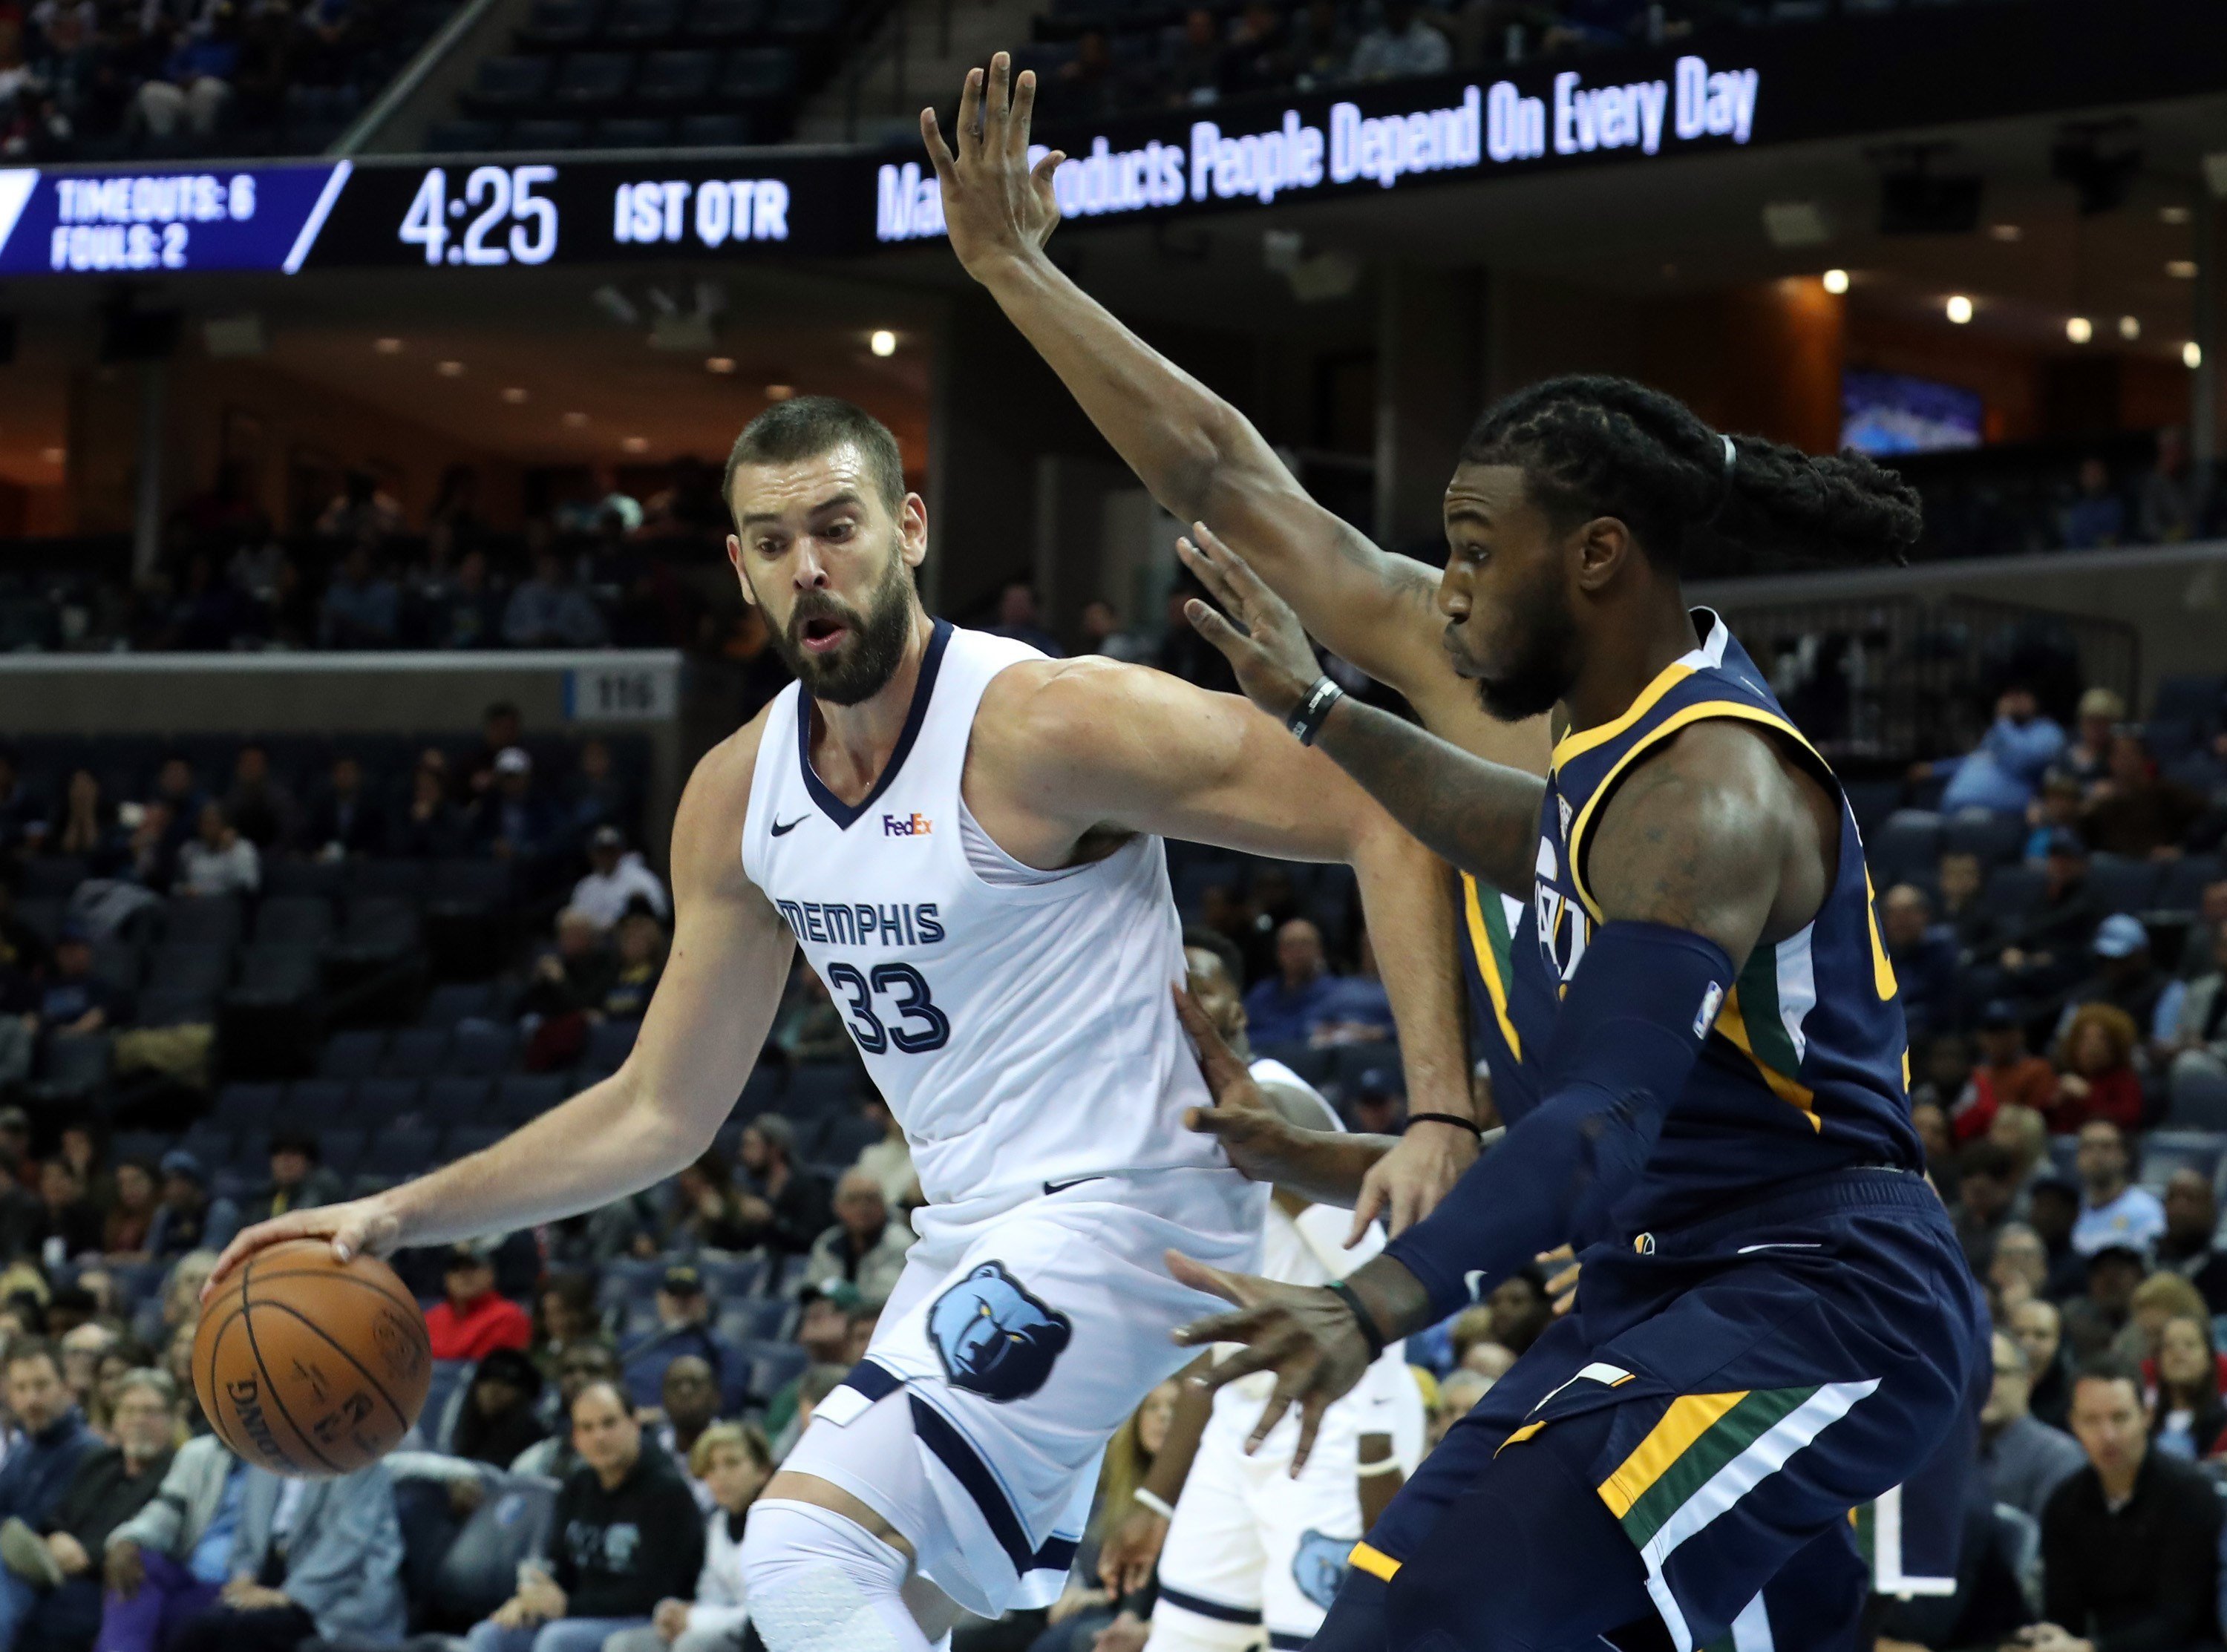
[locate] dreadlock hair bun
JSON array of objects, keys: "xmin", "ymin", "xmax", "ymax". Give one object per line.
[{"xmin": 1459, "ymin": 375, "xmax": 1922, "ymax": 572}]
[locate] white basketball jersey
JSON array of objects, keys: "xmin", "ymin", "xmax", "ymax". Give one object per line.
[{"xmin": 742, "ymin": 621, "xmax": 1223, "ymax": 1210}]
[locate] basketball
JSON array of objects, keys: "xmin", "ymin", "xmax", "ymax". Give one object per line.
[{"xmin": 192, "ymin": 1239, "xmax": 433, "ymax": 1479}]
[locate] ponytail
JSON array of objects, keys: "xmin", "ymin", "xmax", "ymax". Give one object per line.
[{"xmin": 1459, "ymin": 375, "xmax": 1922, "ymax": 571}]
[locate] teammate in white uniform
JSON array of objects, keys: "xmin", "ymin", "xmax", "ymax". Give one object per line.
[
  {"xmin": 1097, "ymin": 937, "xmax": 1425, "ymax": 1652},
  {"xmin": 212, "ymin": 397, "xmax": 1483, "ymax": 1652}
]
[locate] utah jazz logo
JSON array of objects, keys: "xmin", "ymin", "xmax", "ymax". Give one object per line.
[
  {"xmin": 927, "ymin": 1262, "xmax": 1073, "ymax": 1402},
  {"xmin": 1532, "ymin": 831, "xmax": 1590, "ymax": 987}
]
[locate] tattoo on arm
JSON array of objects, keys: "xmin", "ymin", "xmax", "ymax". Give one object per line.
[{"xmin": 1311, "ymin": 697, "xmax": 1546, "ymax": 898}]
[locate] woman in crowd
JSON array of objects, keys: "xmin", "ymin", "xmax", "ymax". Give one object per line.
[
  {"xmin": 598, "ymin": 911, "xmax": 667, "ymax": 1022},
  {"xmin": 532, "ymin": 1273, "xmax": 609, "ymax": 1374},
  {"xmin": 670, "ymin": 1152, "xmax": 755, "ymax": 1254},
  {"xmin": 2051, "ymin": 1004, "xmax": 2145, "ymax": 1133},
  {"xmin": 604, "ymin": 1423, "xmax": 775, "ymax": 1652},
  {"xmin": 103, "ymin": 1160, "xmax": 160, "ymax": 1260},
  {"xmin": 48, "ymin": 770, "xmax": 128, "ymax": 873},
  {"xmin": 1028, "ymin": 1380, "xmax": 1180, "ymax": 1652},
  {"xmin": 451, "ymin": 1347, "xmax": 549, "ymax": 1468},
  {"xmin": 2147, "ymin": 1312, "xmax": 2227, "ymax": 1460}
]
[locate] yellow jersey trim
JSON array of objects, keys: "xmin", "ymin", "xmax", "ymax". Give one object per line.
[
  {"xmin": 1598, "ymin": 1390, "xmax": 1750, "ymax": 1520},
  {"xmin": 1461, "ymin": 873, "xmax": 1523, "ymax": 1062},
  {"xmin": 1713, "ymin": 986, "xmax": 1822, "ymax": 1127},
  {"xmin": 1551, "ymin": 661, "xmax": 1696, "ymax": 770}
]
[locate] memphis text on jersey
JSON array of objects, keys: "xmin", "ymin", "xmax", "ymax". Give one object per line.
[{"xmin": 774, "ymin": 899, "xmax": 945, "ymax": 948}]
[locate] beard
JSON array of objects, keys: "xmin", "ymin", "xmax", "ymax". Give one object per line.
[
  {"xmin": 767, "ymin": 547, "xmax": 916, "ymax": 707},
  {"xmin": 1472, "ymin": 570, "xmax": 1580, "ymax": 724}
]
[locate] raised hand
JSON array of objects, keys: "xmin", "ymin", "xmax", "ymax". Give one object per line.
[
  {"xmin": 1177, "ymin": 523, "xmax": 1324, "ymax": 723},
  {"xmin": 1164, "ymin": 1251, "xmax": 1373, "ymax": 1473},
  {"xmin": 922, "ymin": 53, "xmax": 1065, "ymax": 282}
]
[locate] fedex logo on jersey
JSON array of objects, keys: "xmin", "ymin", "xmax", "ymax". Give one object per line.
[
  {"xmin": 882, "ymin": 812, "xmax": 932, "ymax": 836},
  {"xmin": 775, "ymin": 899, "xmax": 946, "ymax": 948}
]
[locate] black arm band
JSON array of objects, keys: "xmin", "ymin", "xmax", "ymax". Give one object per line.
[
  {"xmin": 1404, "ymin": 1112, "xmax": 1483, "ymax": 1138},
  {"xmin": 1289, "ymin": 678, "xmax": 1345, "ymax": 747},
  {"xmin": 1325, "ymin": 1278, "xmax": 1387, "ymax": 1360}
]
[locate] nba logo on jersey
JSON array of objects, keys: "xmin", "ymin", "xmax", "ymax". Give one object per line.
[
  {"xmin": 1693, "ymin": 981, "xmax": 1725, "ymax": 1037},
  {"xmin": 927, "ymin": 1262, "xmax": 1074, "ymax": 1402}
]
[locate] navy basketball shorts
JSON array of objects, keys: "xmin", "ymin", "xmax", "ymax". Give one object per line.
[{"xmin": 1349, "ymin": 1169, "xmax": 1986, "ymax": 1652}]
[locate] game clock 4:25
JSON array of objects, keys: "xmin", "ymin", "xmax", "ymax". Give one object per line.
[{"xmin": 397, "ymin": 164, "xmax": 559, "ymax": 266}]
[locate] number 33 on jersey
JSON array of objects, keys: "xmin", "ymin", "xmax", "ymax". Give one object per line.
[{"xmin": 742, "ymin": 622, "xmax": 1229, "ymax": 1213}]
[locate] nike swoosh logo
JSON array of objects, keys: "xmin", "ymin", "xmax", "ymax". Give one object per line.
[
  {"xmin": 1043, "ymin": 1176, "xmax": 1106, "ymax": 1196},
  {"xmin": 771, "ymin": 816, "xmax": 809, "ymax": 836},
  {"xmin": 1735, "ymin": 1242, "xmax": 1822, "ymax": 1254}
]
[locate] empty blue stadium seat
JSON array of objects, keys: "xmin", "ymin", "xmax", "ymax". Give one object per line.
[
  {"xmin": 264, "ymin": 859, "xmax": 347, "ymax": 899},
  {"xmin": 451, "ymin": 1023, "xmax": 517, "ymax": 1076},
  {"xmin": 385, "ymin": 1027, "xmax": 453, "ymax": 1080},
  {"xmin": 148, "ymin": 944, "xmax": 232, "ymax": 997},
  {"xmin": 511, "ymin": 117, "xmax": 589, "ymax": 148},
  {"xmin": 351, "ymin": 859, "xmax": 431, "ymax": 900},
  {"xmin": 634, "ymin": 47, "xmax": 715, "ymax": 100},
  {"xmin": 318, "ymin": 1128, "xmax": 370, "ymax": 1174},
  {"xmin": 550, "ymin": 50, "xmax": 636, "ymax": 108},
  {"xmin": 444, "ymin": 1125, "xmax": 505, "ymax": 1161},
  {"xmin": 695, "ymin": 1256, "xmax": 765, "ymax": 1298},
  {"xmin": 1868, "ymin": 810, "xmax": 1943, "ymax": 885},
  {"xmin": 745, "ymin": 1341, "xmax": 808, "ymax": 1400},
  {"xmin": 2087, "ymin": 855, "xmax": 2162, "ymax": 917},
  {"xmin": 355, "ymin": 1077, "xmax": 426, "ymax": 1121},
  {"xmin": 2139, "ymin": 1130, "xmax": 2226, "ymax": 1193},
  {"xmin": 464, "ymin": 55, "xmax": 555, "ymax": 114},
  {"xmin": 605, "ymin": 0, "xmax": 681, "ymax": 39},
  {"xmin": 425, "ymin": 1075, "xmax": 495, "ymax": 1121},
  {"xmin": 494, "ymin": 1074, "xmax": 566, "ymax": 1124},
  {"xmin": 1942, "ymin": 812, "xmax": 2026, "ymax": 867},
  {"xmin": 2159, "ymin": 856, "xmax": 2223, "ymax": 914},
  {"xmin": 584, "ymin": 1019, "xmax": 639, "ymax": 1071},
  {"xmin": 215, "ymin": 1082, "xmax": 285, "ymax": 1132},
  {"xmin": 163, "ymin": 896, "xmax": 243, "ymax": 949},
  {"xmin": 1981, "ymin": 865, "xmax": 2048, "ymax": 917},
  {"xmin": 2153, "ymin": 674, "xmax": 2225, "ymax": 727},
  {"xmin": 684, "ymin": 0, "xmax": 762, "ymax": 42},
  {"xmin": 285, "ymin": 1078, "xmax": 353, "ymax": 1126},
  {"xmin": 422, "ymin": 983, "xmax": 497, "ymax": 1027},
  {"xmin": 362, "ymin": 1125, "xmax": 442, "ymax": 1179},
  {"xmin": 318, "ymin": 1029, "xmax": 387, "ymax": 1081},
  {"xmin": 255, "ymin": 897, "xmax": 335, "ymax": 946},
  {"xmin": 518, "ymin": 0, "xmax": 601, "ymax": 46},
  {"xmin": 333, "ymin": 899, "xmax": 422, "ymax": 963},
  {"xmin": 430, "ymin": 859, "xmax": 515, "ymax": 908},
  {"xmin": 22, "ymin": 859, "xmax": 88, "ymax": 898}
]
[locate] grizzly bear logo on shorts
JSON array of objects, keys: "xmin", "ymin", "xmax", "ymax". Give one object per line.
[{"xmin": 927, "ymin": 1262, "xmax": 1073, "ymax": 1402}]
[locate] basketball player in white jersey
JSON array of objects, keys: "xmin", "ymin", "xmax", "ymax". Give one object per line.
[
  {"xmin": 211, "ymin": 397, "xmax": 1479, "ymax": 1652},
  {"xmin": 1103, "ymin": 934, "xmax": 1425, "ymax": 1652}
]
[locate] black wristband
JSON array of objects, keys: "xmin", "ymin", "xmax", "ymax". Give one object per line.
[
  {"xmin": 1404, "ymin": 1112, "xmax": 1484, "ymax": 1138},
  {"xmin": 1288, "ymin": 677, "xmax": 1344, "ymax": 747},
  {"xmin": 1325, "ymin": 1277, "xmax": 1387, "ymax": 1360}
]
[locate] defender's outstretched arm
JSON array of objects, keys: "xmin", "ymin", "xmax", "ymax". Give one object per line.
[
  {"xmin": 210, "ymin": 721, "xmax": 794, "ymax": 1280},
  {"xmin": 923, "ymin": 54, "xmax": 1522, "ymax": 762}
]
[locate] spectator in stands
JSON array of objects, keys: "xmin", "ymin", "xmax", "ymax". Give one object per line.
[
  {"xmin": 1882, "ymin": 884, "xmax": 1958, "ymax": 1042},
  {"xmin": 1969, "ymin": 1001, "xmax": 2058, "ymax": 1124},
  {"xmin": 103, "ymin": 1158, "xmax": 159, "ymax": 1259},
  {"xmin": 2023, "ymin": 773, "xmax": 2087, "ymax": 863},
  {"xmin": 2051, "ymin": 1006, "xmax": 2146, "ymax": 1135},
  {"xmin": 2053, "ymin": 687, "xmax": 2126, "ymax": 793},
  {"xmin": 425, "ymin": 1242, "xmax": 533, "ymax": 1361},
  {"xmin": 670, "ymin": 1152, "xmax": 755, "ymax": 1253},
  {"xmin": 504, "ymin": 551, "xmax": 608, "ymax": 650},
  {"xmin": 45, "ymin": 770, "xmax": 124, "ymax": 874},
  {"xmin": 987, "ymin": 580, "xmax": 1061, "ymax": 658},
  {"xmin": 219, "ymin": 746, "xmax": 294, "ymax": 853},
  {"xmin": 0, "ymin": 749, "xmax": 45, "ymax": 859},
  {"xmin": 27, "ymin": 1162, "xmax": 102, "ymax": 1262},
  {"xmin": 1240, "ymin": 917, "xmax": 1336, "ymax": 1047},
  {"xmin": 2013, "ymin": 1297, "xmax": 2073, "ymax": 1429},
  {"xmin": 2153, "ymin": 1167, "xmax": 2227, "ymax": 1314},
  {"xmin": 1218, "ymin": 0, "xmax": 1292, "ymax": 96},
  {"xmin": 2177, "ymin": 878, "xmax": 2227, "ymax": 977},
  {"xmin": 465, "ymin": 704, "xmax": 527, "ymax": 802},
  {"xmin": 1349, "ymin": 0, "xmax": 1450, "ymax": 79},
  {"xmin": 532, "ymin": 1274, "xmax": 608, "ymax": 1373},
  {"xmin": 1928, "ymin": 848, "xmax": 1986, "ymax": 948},
  {"xmin": 770, "ymin": 966, "xmax": 848, "ymax": 1063},
  {"xmin": 99, "ymin": 1428, "xmax": 241, "ymax": 1652},
  {"xmin": 428, "ymin": 548, "xmax": 505, "ymax": 650},
  {"xmin": 299, "ymin": 754, "xmax": 384, "ymax": 859},
  {"xmin": 2030, "ymin": 1357, "xmax": 2221, "ymax": 1648},
  {"xmin": 1991, "ymin": 1100, "xmax": 2051, "ymax": 1193},
  {"xmin": 454, "ymin": 1347, "xmax": 549, "ymax": 1470},
  {"xmin": 1978, "ymin": 1328, "xmax": 2087, "ymax": 1522},
  {"xmin": 1053, "ymin": 29, "xmax": 1125, "ymax": 119},
  {"xmin": 1951, "ymin": 1141, "xmax": 2020, "ymax": 1274},
  {"xmin": 2063, "ymin": 1245, "xmax": 2147, "ymax": 1361},
  {"xmin": 0, "ymin": 1365, "xmax": 175, "ymax": 1650},
  {"xmin": 562, "ymin": 739, "xmax": 631, "ymax": 848},
  {"xmin": 174, "ymin": 802, "xmax": 258, "ymax": 899},
  {"xmin": 164, "ymin": 1456, "xmax": 405, "ymax": 1652},
  {"xmin": 2137, "ymin": 425, "xmax": 2205, "ymax": 543},
  {"xmin": 1290, "ymin": 0, "xmax": 1356, "ymax": 87},
  {"xmin": 317, "ymin": 472, "xmax": 402, "ymax": 549},
  {"xmin": 654, "ymin": 1357, "xmax": 721, "ymax": 1510},
  {"xmin": 570, "ymin": 827, "xmax": 668, "ymax": 930},
  {"xmin": 762, "ymin": 1289, "xmax": 854, "ymax": 1445},
  {"xmin": 474, "ymin": 748, "xmax": 559, "ymax": 865},
  {"xmin": 1990, "ymin": 1222, "xmax": 2050, "ymax": 1315},
  {"xmin": 598, "ymin": 913, "xmax": 667, "ymax": 1023},
  {"xmin": 317, "ymin": 544, "xmax": 400, "ymax": 649},
  {"xmin": 2082, "ymin": 730, "xmax": 2205, "ymax": 862},
  {"xmin": 0, "ymin": 1342, "xmax": 95, "ymax": 1546},
  {"xmin": 2070, "ymin": 1119, "xmax": 2165, "ymax": 1256},
  {"xmin": 468, "ymin": 1381, "xmax": 702, "ymax": 1652},
  {"xmin": 395, "ymin": 751, "xmax": 468, "ymax": 859},
  {"xmin": 802, "ymin": 1170, "xmax": 913, "ymax": 1306},
  {"xmin": 148, "ymin": 1155, "xmax": 237, "ymax": 1259},
  {"xmin": 1916, "ymin": 685, "xmax": 2065, "ymax": 817},
  {"xmin": 621, "ymin": 1268, "xmax": 739, "ymax": 1413},
  {"xmin": 2165, "ymin": 923, "xmax": 2227, "ymax": 1122},
  {"xmin": 133, "ymin": 6, "xmax": 238, "ymax": 138},
  {"xmin": 1165, "ymin": 6, "xmax": 1226, "ymax": 105},
  {"xmin": 2030, "ymin": 1175, "xmax": 2090, "ymax": 1298},
  {"xmin": 29, "ymin": 921, "xmax": 118, "ymax": 1042},
  {"xmin": 240, "ymin": 1132, "xmax": 341, "ymax": 1226},
  {"xmin": 848, "ymin": 1094, "xmax": 915, "ymax": 1213},
  {"xmin": 2147, "ymin": 1311, "xmax": 2226, "ymax": 1460},
  {"xmin": 731, "ymin": 1116, "xmax": 829, "ymax": 1256},
  {"xmin": 2058, "ymin": 456, "xmax": 2128, "ymax": 550},
  {"xmin": 514, "ymin": 1345, "xmax": 623, "ymax": 1481},
  {"xmin": 604, "ymin": 1423, "xmax": 771, "ymax": 1652},
  {"xmin": 1349, "ymin": 1064, "xmax": 1406, "ymax": 1135}
]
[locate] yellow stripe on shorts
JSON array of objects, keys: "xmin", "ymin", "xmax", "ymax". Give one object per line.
[
  {"xmin": 1347, "ymin": 1541, "xmax": 1402, "ymax": 1582},
  {"xmin": 1597, "ymin": 1390, "xmax": 1750, "ymax": 1520}
]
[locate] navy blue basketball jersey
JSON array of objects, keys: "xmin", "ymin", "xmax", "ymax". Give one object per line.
[
  {"xmin": 1533, "ymin": 609, "xmax": 1920, "ymax": 1232},
  {"xmin": 1456, "ymin": 874, "xmax": 1554, "ymax": 1126}
]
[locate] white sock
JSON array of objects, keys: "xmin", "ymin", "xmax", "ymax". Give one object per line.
[{"xmin": 737, "ymin": 1498, "xmax": 933, "ymax": 1652}]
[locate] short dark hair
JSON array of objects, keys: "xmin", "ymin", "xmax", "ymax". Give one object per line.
[
  {"xmin": 1958, "ymin": 1141, "xmax": 2018, "ymax": 1184},
  {"xmin": 1181, "ymin": 925, "xmax": 1247, "ymax": 991},
  {"xmin": 4, "ymin": 1337, "xmax": 62, "ymax": 1380},
  {"xmin": 2070, "ymin": 1353, "xmax": 2143, "ymax": 1399},
  {"xmin": 722, "ymin": 396, "xmax": 905, "ymax": 528}
]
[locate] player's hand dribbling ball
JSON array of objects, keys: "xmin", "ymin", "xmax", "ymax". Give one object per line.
[{"xmin": 192, "ymin": 1238, "xmax": 431, "ymax": 1476}]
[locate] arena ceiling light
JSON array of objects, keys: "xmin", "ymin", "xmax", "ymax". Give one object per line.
[
  {"xmin": 2119, "ymin": 316, "xmax": 2141, "ymax": 341},
  {"xmin": 502, "ymin": 387, "xmax": 529, "ymax": 404},
  {"xmin": 2185, "ymin": 342, "xmax": 2204, "ymax": 370},
  {"xmin": 436, "ymin": 360, "xmax": 465, "ymax": 376},
  {"xmin": 2162, "ymin": 203, "xmax": 2194, "ymax": 223},
  {"xmin": 623, "ymin": 436, "xmax": 649, "ymax": 453},
  {"xmin": 1761, "ymin": 200, "xmax": 1830, "ymax": 248},
  {"xmin": 765, "ymin": 384, "xmax": 795, "ymax": 401},
  {"xmin": 2065, "ymin": 316, "xmax": 2092, "ymax": 344},
  {"xmin": 563, "ymin": 411, "xmax": 589, "ymax": 427},
  {"xmin": 706, "ymin": 357, "xmax": 736, "ymax": 374},
  {"xmin": 2167, "ymin": 260, "xmax": 2199, "ymax": 278},
  {"xmin": 870, "ymin": 330, "xmax": 897, "ymax": 357},
  {"xmin": 1820, "ymin": 269, "xmax": 1849, "ymax": 295},
  {"xmin": 1988, "ymin": 224, "xmax": 2022, "ymax": 242},
  {"xmin": 1945, "ymin": 295, "xmax": 1973, "ymax": 324},
  {"xmin": 373, "ymin": 337, "xmax": 403, "ymax": 353}
]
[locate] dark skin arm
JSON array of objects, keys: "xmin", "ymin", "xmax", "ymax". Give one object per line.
[{"xmin": 1165, "ymin": 528, "xmax": 1835, "ymax": 1469}]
